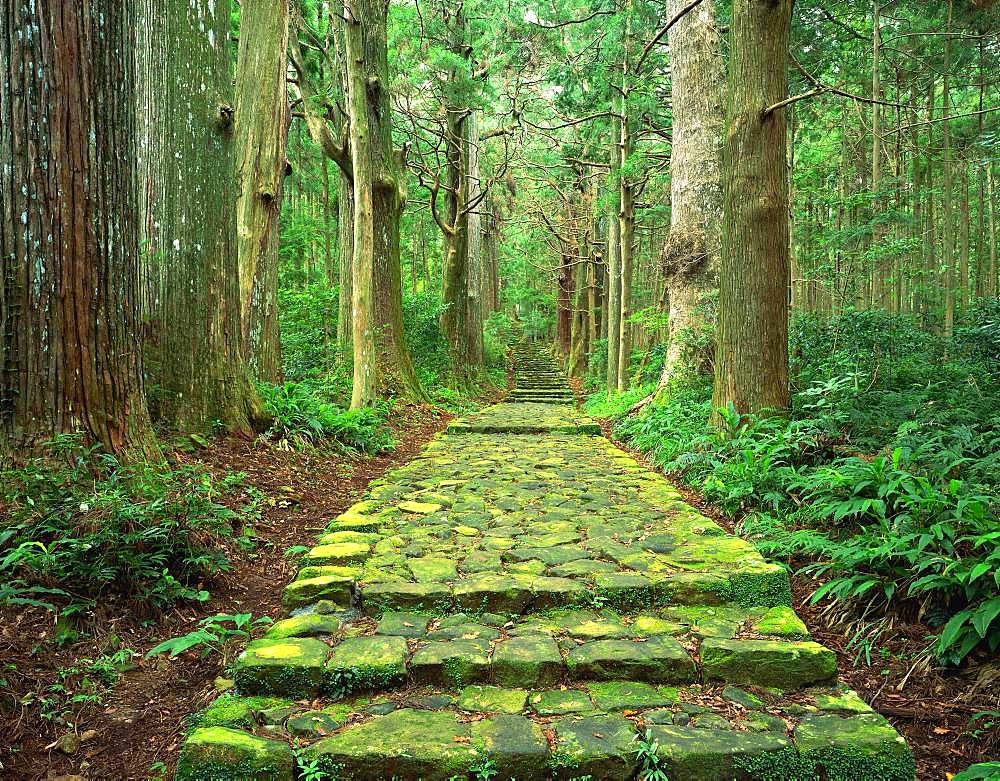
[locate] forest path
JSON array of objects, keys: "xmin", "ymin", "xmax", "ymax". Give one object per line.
[{"xmin": 175, "ymin": 344, "xmax": 914, "ymax": 780}]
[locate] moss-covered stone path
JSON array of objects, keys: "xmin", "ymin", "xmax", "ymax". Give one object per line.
[{"xmin": 177, "ymin": 344, "xmax": 914, "ymax": 780}]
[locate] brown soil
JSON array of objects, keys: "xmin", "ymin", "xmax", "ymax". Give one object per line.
[
  {"xmin": 0, "ymin": 406, "xmax": 450, "ymax": 781},
  {"xmin": 597, "ymin": 416, "xmax": 1000, "ymax": 781}
]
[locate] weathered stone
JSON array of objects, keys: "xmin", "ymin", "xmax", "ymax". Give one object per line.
[
  {"xmin": 701, "ymin": 639, "xmax": 837, "ymax": 690},
  {"xmin": 326, "ymin": 636, "xmax": 408, "ymax": 696},
  {"xmin": 551, "ymin": 715, "xmax": 636, "ymax": 780},
  {"xmin": 655, "ymin": 572, "xmax": 729, "ymax": 605},
  {"xmin": 176, "ymin": 727, "xmax": 294, "ymax": 781},
  {"xmin": 282, "ymin": 573, "xmax": 353, "ymax": 610},
  {"xmin": 453, "ymin": 575, "xmax": 533, "ymax": 613},
  {"xmin": 286, "ymin": 707, "xmax": 349, "ymax": 738},
  {"xmin": 305, "ymin": 709, "xmax": 477, "ymax": 780},
  {"xmin": 722, "ymin": 685, "xmax": 765, "ymax": 710},
  {"xmin": 458, "ymin": 685, "xmax": 528, "ymax": 714},
  {"xmin": 375, "ymin": 611, "xmax": 430, "ymax": 638},
  {"xmin": 407, "ymin": 556, "xmax": 458, "ymax": 582},
  {"xmin": 795, "ymin": 713, "xmax": 915, "ymax": 781},
  {"xmin": 264, "ymin": 613, "xmax": 341, "ymax": 640},
  {"xmin": 233, "ymin": 638, "xmax": 329, "ymax": 697},
  {"xmin": 491, "ymin": 636, "xmax": 564, "ymax": 687},
  {"xmin": 410, "ymin": 639, "xmax": 491, "ymax": 687},
  {"xmin": 529, "ymin": 689, "xmax": 595, "ymax": 716},
  {"xmin": 592, "ymin": 572, "xmax": 655, "ymax": 610},
  {"xmin": 427, "ymin": 622, "xmax": 500, "ymax": 641},
  {"xmin": 303, "ymin": 541, "xmax": 371, "ymax": 566},
  {"xmin": 587, "ymin": 681, "xmax": 679, "ymax": 711},
  {"xmin": 567, "ymin": 636, "xmax": 696, "ymax": 684},
  {"xmin": 472, "ymin": 715, "xmax": 550, "ymax": 779},
  {"xmin": 361, "ymin": 581, "xmax": 451, "ymax": 615},
  {"xmin": 754, "ymin": 605, "xmax": 810, "ymax": 639},
  {"xmin": 649, "ymin": 725, "xmax": 804, "ymax": 781}
]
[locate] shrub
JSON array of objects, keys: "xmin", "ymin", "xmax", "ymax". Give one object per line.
[
  {"xmin": 259, "ymin": 381, "xmax": 395, "ymax": 453},
  {"xmin": 0, "ymin": 435, "xmax": 256, "ymax": 611}
]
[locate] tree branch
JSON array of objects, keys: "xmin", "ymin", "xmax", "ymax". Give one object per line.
[{"xmin": 635, "ymin": 0, "xmax": 707, "ymax": 73}]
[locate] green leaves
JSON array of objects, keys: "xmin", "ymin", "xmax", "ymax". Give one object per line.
[{"xmin": 146, "ymin": 613, "xmax": 273, "ymax": 661}]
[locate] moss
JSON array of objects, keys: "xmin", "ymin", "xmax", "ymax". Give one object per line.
[
  {"xmin": 264, "ymin": 613, "xmax": 341, "ymax": 640},
  {"xmin": 727, "ymin": 564, "xmax": 793, "ymax": 609},
  {"xmin": 754, "ymin": 606, "xmax": 810, "ymax": 639},
  {"xmin": 190, "ymin": 693, "xmax": 289, "ymax": 730},
  {"xmin": 175, "ymin": 727, "xmax": 294, "ymax": 781},
  {"xmin": 732, "ymin": 745, "xmax": 814, "ymax": 781},
  {"xmin": 795, "ymin": 714, "xmax": 915, "ymax": 781},
  {"xmin": 326, "ymin": 635, "xmax": 408, "ymax": 697}
]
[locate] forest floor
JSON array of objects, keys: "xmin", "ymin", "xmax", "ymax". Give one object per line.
[
  {"xmin": 0, "ymin": 406, "xmax": 453, "ymax": 781},
  {"xmin": 584, "ymin": 391, "xmax": 1000, "ymax": 781}
]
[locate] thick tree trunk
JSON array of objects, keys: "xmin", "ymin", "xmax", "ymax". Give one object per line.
[
  {"xmin": 343, "ymin": 0, "xmax": 426, "ymax": 407},
  {"xmin": 1, "ymin": 0, "xmax": 159, "ymax": 460},
  {"xmin": 712, "ymin": 0, "xmax": 793, "ymax": 419},
  {"xmin": 618, "ymin": 109, "xmax": 635, "ymax": 391},
  {"xmin": 337, "ymin": 175, "xmax": 355, "ymax": 356},
  {"xmin": 557, "ymin": 251, "xmax": 574, "ymax": 357},
  {"xmin": 988, "ymin": 165, "xmax": 998, "ymax": 297},
  {"xmin": 942, "ymin": 1, "xmax": 955, "ymax": 340},
  {"xmin": 138, "ymin": 0, "xmax": 262, "ymax": 432},
  {"xmin": 606, "ymin": 126, "xmax": 623, "ymax": 392},
  {"xmin": 235, "ymin": 0, "xmax": 290, "ymax": 382},
  {"xmin": 658, "ymin": 0, "xmax": 723, "ymax": 387}
]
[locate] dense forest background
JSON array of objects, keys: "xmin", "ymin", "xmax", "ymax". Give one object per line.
[{"xmin": 1, "ymin": 0, "xmax": 999, "ymax": 777}]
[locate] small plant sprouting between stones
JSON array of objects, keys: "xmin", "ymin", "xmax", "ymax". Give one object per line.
[
  {"xmin": 293, "ymin": 742, "xmax": 331, "ymax": 781},
  {"xmin": 634, "ymin": 728, "xmax": 669, "ymax": 781},
  {"xmin": 469, "ymin": 755, "xmax": 498, "ymax": 781},
  {"xmin": 146, "ymin": 613, "xmax": 273, "ymax": 662}
]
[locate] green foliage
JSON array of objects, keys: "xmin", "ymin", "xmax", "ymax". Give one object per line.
[
  {"xmin": 596, "ymin": 305, "xmax": 1000, "ymax": 665},
  {"xmin": 0, "ymin": 435, "xmax": 257, "ymax": 611},
  {"xmin": 146, "ymin": 614, "xmax": 273, "ymax": 661},
  {"xmin": 952, "ymin": 762, "xmax": 1000, "ymax": 781},
  {"xmin": 633, "ymin": 728, "xmax": 669, "ymax": 781},
  {"xmin": 259, "ymin": 381, "xmax": 396, "ymax": 453},
  {"xmin": 278, "ymin": 284, "xmax": 342, "ymax": 381}
]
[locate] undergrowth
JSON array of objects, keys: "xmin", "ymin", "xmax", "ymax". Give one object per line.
[
  {"xmin": 586, "ymin": 305, "xmax": 1000, "ymax": 666},
  {"xmin": 0, "ymin": 434, "xmax": 258, "ymax": 615}
]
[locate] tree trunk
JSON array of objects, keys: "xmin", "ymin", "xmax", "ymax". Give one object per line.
[
  {"xmin": 1, "ymin": 0, "xmax": 159, "ymax": 460},
  {"xmin": 989, "ymin": 165, "xmax": 998, "ymax": 297},
  {"xmin": 712, "ymin": 0, "xmax": 793, "ymax": 419},
  {"xmin": 618, "ymin": 108, "xmax": 635, "ymax": 391},
  {"xmin": 557, "ymin": 251, "xmax": 574, "ymax": 357},
  {"xmin": 658, "ymin": 0, "xmax": 723, "ymax": 387},
  {"xmin": 606, "ymin": 125, "xmax": 623, "ymax": 392},
  {"xmin": 343, "ymin": 0, "xmax": 426, "ymax": 407},
  {"xmin": 942, "ymin": 0, "xmax": 955, "ymax": 340},
  {"xmin": 235, "ymin": 0, "xmax": 290, "ymax": 383},
  {"xmin": 138, "ymin": 0, "xmax": 262, "ymax": 432},
  {"xmin": 337, "ymin": 174, "xmax": 355, "ymax": 356}
]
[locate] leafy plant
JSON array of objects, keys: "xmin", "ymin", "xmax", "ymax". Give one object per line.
[
  {"xmin": 146, "ymin": 613, "xmax": 273, "ymax": 661},
  {"xmin": 633, "ymin": 728, "xmax": 669, "ymax": 781}
]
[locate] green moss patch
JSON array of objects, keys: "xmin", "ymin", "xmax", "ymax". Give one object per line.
[
  {"xmin": 567, "ymin": 636, "xmax": 696, "ymax": 684},
  {"xmin": 176, "ymin": 727, "xmax": 294, "ymax": 781},
  {"xmin": 458, "ymin": 685, "xmax": 528, "ymax": 714},
  {"xmin": 233, "ymin": 638, "xmax": 329, "ymax": 697},
  {"xmin": 491, "ymin": 636, "xmax": 564, "ymax": 688},
  {"xmin": 701, "ymin": 638, "xmax": 837, "ymax": 691},
  {"xmin": 794, "ymin": 713, "xmax": 916, "ymax": 781},
  {"xmin": 326, "ymin": 635, "xmax": 408, "ymax": 697}
]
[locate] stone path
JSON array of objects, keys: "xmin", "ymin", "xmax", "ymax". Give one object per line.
[{"xmin": 177, "ymin": 344, "xmax": 915, "ymax": 780}]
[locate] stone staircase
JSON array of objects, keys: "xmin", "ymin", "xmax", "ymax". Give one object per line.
[
  {"xmin": 175, "ymin": 347, "xmax": 915, "ymax": 780},
  {"xmin": 508, "ymin": 343, "xmax": 576, "ymax": 405}
]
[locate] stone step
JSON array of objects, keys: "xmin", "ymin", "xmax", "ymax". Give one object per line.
[
  {"xmin": 179, "ymin": 684, "xmax": 914, "ymax": 781},
  {"xmin": 230, "ymin": 607, "xmax": 836, "ymax": 701}
]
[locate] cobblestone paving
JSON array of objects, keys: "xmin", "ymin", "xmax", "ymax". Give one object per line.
[{"xmin": 176, "ymin": 345, "xmax": 915, "ymax": 781}]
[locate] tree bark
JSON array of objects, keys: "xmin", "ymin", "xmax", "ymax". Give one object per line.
[
  {"xmin": 343, "ymin": 0, "xmax": 426, "ymax": 407},
  {"xmin": 942, "ymin": 0, "xmax": 955, "ymax": 340},
  {"xmin": 235, "ymin": 0, "xmax": 290, "ymax": 383},
  {"xmin": 712, "ymin": 0, "xmax": 794, "ymax": 419},
  {"xmin": 658, "ymin": 0, "xmax": 723, "ymax": 387},
  {"xmin": 1, "ymin": 0, "xmax": 159, "ymax": 460},
  {"xmin": 138, "ymin": 0, "xmax": 262, "ymax": 432},
  {"xmin": 606, "ymin": 123, "xmax": 623, "ymax": 392}
]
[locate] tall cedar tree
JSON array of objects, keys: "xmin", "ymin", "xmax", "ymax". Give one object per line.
[{"xmin": 0, "ymin": 0, "xmax": 159, "ymax": 461}]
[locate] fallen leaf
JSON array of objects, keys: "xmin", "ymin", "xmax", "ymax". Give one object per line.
[
  {"xmin": 592, "ymin": 732, "xmax": 604, "ymax": 739},
  {"xmin": 933, "ymin": 726, "xmax": 951, "ymax": 735},
  {"xmin": 453, "ymin": 735, "xmax": 470, "ymax": 743}
]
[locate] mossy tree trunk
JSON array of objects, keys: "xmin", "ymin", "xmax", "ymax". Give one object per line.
[
  {"xmin": 0, "ymin": 0, "xmax": 160, "ymax": 461},
  {"xmin": 234, "ymin": 0, "xmax": 291, "ymax": 382},
  {"xmin": 342, "ymin": 0, "xmax": 426, "ymax": 407},
  {"xmin": 138, "ymin": 0, "xmax": 263, "ymax": 433},
  {"xmin": 712, "ymin": 0, "xmax": 794, "ymax": 419},
  {"xmin": 606, "ymin": 121, "xmax": 623, "ymax": 392},
  {"xmin": 658, "ymin": 0, "xmax": 724, "ymax": 387}
]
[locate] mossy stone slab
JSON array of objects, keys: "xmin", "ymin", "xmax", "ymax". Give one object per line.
[
  {"xmin": 506, "ymin": 545, "xmax": 590, "ymax": 565},
  {"xmin": 794, "ymin": 713, "xmax": 916, "ymax": 781},
  {"xmin": 303, "ymin": 541, "xmax": 371, "ymax": 566},
  {"xmin": 410, "ymin": 639, "xmax": 491, "ymax": 687},
  {"xmin": 529, "ymin": 689, "xmax": 596, "ymax": 716},
  {"xmin": 427, "ymin": 622, "xmax": 501, "ymax": 641},
  {"xmin": 264, "ymin": 613, "xmax": 341, "ymax": 640},
  {"xmin": 550, "ymin": 559, "xmax": 619, "ymax": 577},
  {"xmin": 375, "ymin": 611, "xmax": 430, "ymax": 638},
  {"xmin": 701, "ymin": 638, "xmax": 837, "ymax": 690},
  {"xmin": 193, "ymin": 694, "xmax": 289, "ymax": 730},
  {"xmin": 566, "ymin": 636, "xmax": 696, "ymax": 684},
  {"xmin": 282, "ymin": 573, "xmax": 354, "ymax": 611},
  {"xmin": 551, "ymin": 715, "xmax": 637, "ymax": 780},
  {"xmin": 491, "ymin": 636, "xmax": 564, "ymax": 687},
  {"xmin": 654, "ymin": 572, "xmax": 729, "ymax": 605},
  {"xmin": 233, "ymin": 638, "xmax": 329, "ymax": 697},
  {"xmin": 176, "ymin": 727, "xmax": 294, "ymax": 781},
  {"xmin": 407, "ymin": 556, "xmax": 458, "ymax": 582},
  {"xmin": 632, "ymin": 615, "xmax": 685, "ymax": 637},
  {"xmin": 453, "ymin": 575, "xmax": 533, "ymax": 613},
  {"xmin": 592, "ymin": 572, "xmax": 655, "ymax": 610},
  {"xmin": 326, "ymin": 635, "xmax": 408, "ymax": 696},
  {"xmin": 317, "ymin": 530, "xmax": 380, "ymax": 546},
  {"xmin": 286, "ymin": 709, "xmax": 347, "ymax": 738},
  {"xmin": 472, "ymin": 714, "xmax": 550, "ymax": 779},
  {"xmin": 361, "ymin": 581, "xmax": 452, "ymax": 615},
  {"xmin": 304, "ymin": 708, "xmax": 477, "ymax": 781},
  {"xmin": 587, "ymin": 681, "xmax": 679, "ymax": 711},
  {"xmin": 754, "ymin": 606, "xmax": 810, "ymax": 639},
  {"xmin": 458, "ymin": 685, "xmax": 528, "ymax": 714},
  {"xmin": 649, "ymin": 725, "xmax": 805, "ymax": 781},
  {"xmin": 397, "ymin": 500, "xmax": 444, "ymax": 514}
]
